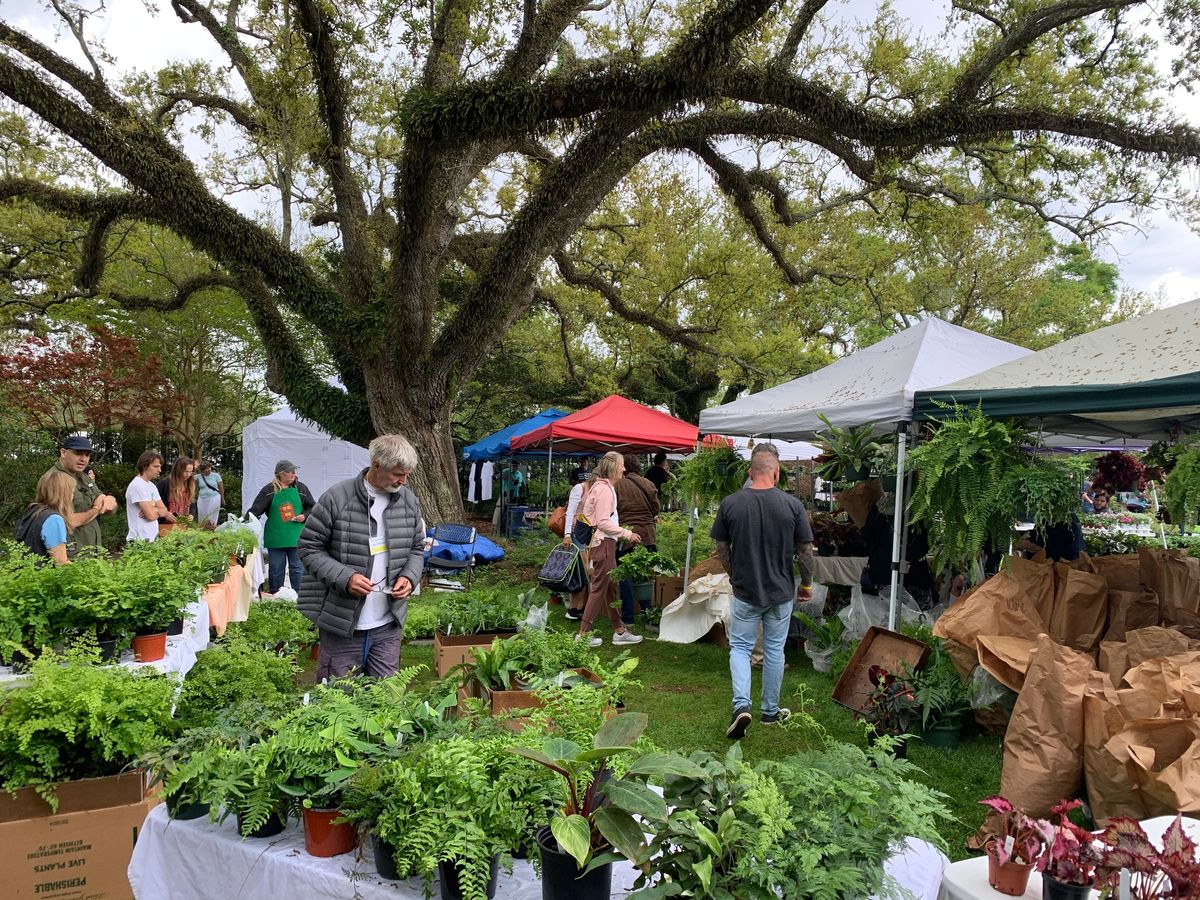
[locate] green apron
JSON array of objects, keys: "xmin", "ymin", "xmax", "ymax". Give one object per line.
[{"xmin": 262, "ymin": 486, "xmax": 305, "ymax": 548}]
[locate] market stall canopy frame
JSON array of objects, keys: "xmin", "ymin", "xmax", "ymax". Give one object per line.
[{"xmin": 509, "ymin": 395, "xmax": 700, "ymax": 453}]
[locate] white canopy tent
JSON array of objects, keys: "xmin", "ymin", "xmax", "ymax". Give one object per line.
[
  {"xmin": 698, "ymin": 318, "xmax": 1033, "ymax": 628},
  {"xmin": 241, "ymin": 408, "xmax": 370, "ymax": 513},
  {"xmin": 729, "ymin": 436, "xmax": 823, "ymax": 461}
]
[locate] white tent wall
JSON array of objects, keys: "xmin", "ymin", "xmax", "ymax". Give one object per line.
[{"xmin": 241, "ymin": 409, "xmax": 371, "ymax": 512}]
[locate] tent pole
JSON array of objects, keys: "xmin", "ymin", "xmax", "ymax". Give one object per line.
[
  {"xmin": 546, "ymin": 441, "xmax": 554, "ymax": 513},
  {"xmin": 887, "ymin": 422, "xmax": 909, "ymax": 631},
  {"xmin": 1150, "ymin": 483, "xmax": 1168, "ymax": 549},
  {"xmin": 681, "ymin": 439, "xmax": 702, "ymax": 596}
]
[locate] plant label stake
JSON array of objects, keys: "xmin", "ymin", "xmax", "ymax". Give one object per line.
[{"xmin": 1118, "ymin": 868, "xmax": 1130, "ymax": 900}]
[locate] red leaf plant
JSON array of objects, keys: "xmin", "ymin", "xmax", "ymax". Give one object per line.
[
  {"xmin": 1094, "ymin": 815, "xmax": 1200, "ymax": 900},
  {"xmin": 979, "ymin": 795, "xmax": 1054, "ymax": 867},
  {"xmin": 1037, "ymin": 799, "xmax": 1101, "ymax": 887}
]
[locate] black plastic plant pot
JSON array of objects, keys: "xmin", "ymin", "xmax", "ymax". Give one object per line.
[
  {"xmin": 921, "ymin": 722, "xmax": 962, "ymax": 750},
  {"xmin": 166, "ymin": 617, "xmax": 185, "ymax": 636},
  {"xmin": 536, "ymin": 826, "xmax": 613, "ymax": 900},
  {"xmin": 166, "ymin": 795, "xmax": 209, "ymax": 821},
  {"xmin": 373, "ymin": 834, "xmax": 400, "ymax": 880},
  {"xmin": 97, "ymin": 638, "xmax": 121, "ymax": 662},
  {"xmin": 437, "ymin": 855, "xmax": 499, "ymax": 900},
  {"xmin": 1042, "ymin": 875, "xmax": 1092, "ymax": 900},
  {"xmin": 237, "ymin": 811, "xmax": 285, "ymax": 838},
  {"xmin": 843, "ymin": 464, "xmax": 871, "ymax": 482}
]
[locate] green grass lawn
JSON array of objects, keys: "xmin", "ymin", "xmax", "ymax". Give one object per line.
[{"xmin": 404, "ymin": 523, "xmax": 1000, "ymax": 861}]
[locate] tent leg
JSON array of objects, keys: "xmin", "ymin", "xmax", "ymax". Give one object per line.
[
  {"xmin": 682, "ymin": 495, "xmax": 697, "ymax": 597},
  {"xmin": 546, "ymin": 442, "xmax": 554, "ymax": 513},
  {"xmin": 1150, "ymin": 483, "xmax": 1168, "ymax": 549},
  {"xmin": 887, "ymin": 424, "xmax": 909, "ymax": 631}
]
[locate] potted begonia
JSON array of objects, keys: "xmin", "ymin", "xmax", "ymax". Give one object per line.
[{"xmin": 978, "ymin": 796, "xmax": 1053, "ymax": 896}]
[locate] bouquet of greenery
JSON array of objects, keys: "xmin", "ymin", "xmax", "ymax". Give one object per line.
[{"xmin": 612, "ymin": 547, "xmax": 678, "ymax": 583}]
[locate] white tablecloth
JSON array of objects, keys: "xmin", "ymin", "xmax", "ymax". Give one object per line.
[
  {"xmin": 129, "ymin": 804, "xmax": 948, "ymax": 899},
  {"xmin": 0, "ymin": 599, "xmax": 209, "ymax": 687},
  {"xmin": 938, "ymin": 816, "xmax": 1200, "ymax": 900}
]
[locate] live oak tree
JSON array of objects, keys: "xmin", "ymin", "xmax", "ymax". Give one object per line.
[{"xmin": 2, "ymin": 1, "xmax": 1200, "ymax": 519}]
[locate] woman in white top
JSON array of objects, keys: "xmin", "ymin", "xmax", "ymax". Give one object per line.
[{"xmin": 560, "ymin": 469, "xmax": 592, "ymax": 620}]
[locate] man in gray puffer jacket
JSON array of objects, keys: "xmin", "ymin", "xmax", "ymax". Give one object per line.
[{"xmin": 298, "ymin": 434, "xmax": 425, "ymax": 678}]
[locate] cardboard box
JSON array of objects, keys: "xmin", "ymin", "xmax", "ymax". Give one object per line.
[
  {"xmin": 487, "ymin": 668, "xmax": 603, "ymax": 714},
  {"xmin": 0, "ymin": 772, "xmax": 158, "ymax": 900},
  {"xmin": 652, "ymin": 576, "xmax": 685, "ymax": 608},
  {"xmin": 433, "ymin": 629, "xmax": 516, "ymax": 678}
]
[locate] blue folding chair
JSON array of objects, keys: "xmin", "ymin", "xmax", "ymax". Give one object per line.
[{"xmin": 427, "ymin": 523, "xmax": 478, "ymax": 589}]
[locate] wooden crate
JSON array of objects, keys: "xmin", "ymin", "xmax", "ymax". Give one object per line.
[
  {"xmin": 831, "ymin": 626, "xmax": 930, "ymax": 714},
  {"xmin": 652, "ymin": 575, "xmax": 685, "ymax": 608},
  {"xmin": 433, "ymin": 628, "xmax": 516, "ymax": 678}
]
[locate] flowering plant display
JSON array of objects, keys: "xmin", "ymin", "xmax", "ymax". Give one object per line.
[
  {"xmin": 1093, "ymin": 815, "xmax": 1200, "ymax": 900},
  {"xmin": 1037, "ymin": 798, "xmax": 1100, "ymax": 886},
  {"xmin": 979, "ymin": 795, "xmax": 1053, "ymax": 866}
]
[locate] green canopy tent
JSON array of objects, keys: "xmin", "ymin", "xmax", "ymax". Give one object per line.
[{"xmin": 913, "ymin": 299, "xmax": 1200, "ymax": 442}]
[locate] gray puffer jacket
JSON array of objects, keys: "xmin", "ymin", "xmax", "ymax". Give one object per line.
[{"xmin": 297, "ymin": 470, "xmax": 425, "ymax": 637}]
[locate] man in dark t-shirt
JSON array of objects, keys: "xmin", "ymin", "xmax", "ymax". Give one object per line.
[
  {"xmin": 645, "ymin": 453, "xmax": 669, "ymax": 492},
  {"xmin": 711, "ymin": 453, "xmax": 814, "ymax": 739}
]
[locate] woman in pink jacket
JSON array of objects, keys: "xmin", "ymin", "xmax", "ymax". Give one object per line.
[{"xmin": 577, "ymin": 451, "xmax": 644, "ymax": 647}]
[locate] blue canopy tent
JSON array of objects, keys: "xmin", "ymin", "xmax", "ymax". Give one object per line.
[{"xmin": 462, "ymin": 409, "xmax": 569, "ymax": 461}]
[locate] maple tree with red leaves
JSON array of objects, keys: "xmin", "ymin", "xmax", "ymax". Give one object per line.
[{"xmin": 0, "ymin": 326, "xmax": 174, "ymax": 439}]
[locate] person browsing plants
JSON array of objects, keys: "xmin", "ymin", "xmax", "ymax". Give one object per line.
[
  {"xmin": 297, "ymin": 435, "xmax": 426, "ymax": 679},
  {"xmin": 14, "ymin": 469, "xmax": 78, "ymax": 565},
  {"xmin": 250, "ymin": 460, "xmax": 316, "ymax": 594},
  {"xmin": 576, "ymin": 451, "xmax": 643, "ymax": 648},
  {"xmin": 124, "ymin": 450, "xmax": 170, "ymax": 543},
  {"xmin": 713, "ymin": 452, "xmax": 814, "ymax": 739},
  {"xmin": 156, "ymin": 457, "xmax": 198, "ymax": 535},
  {"xmin": 560, "ymin": 468, "xmax": 592, "ymax": 621}
]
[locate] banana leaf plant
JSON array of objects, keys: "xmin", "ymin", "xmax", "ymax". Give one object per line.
[{"xmin": 509, "ymin": 712, "xmax": 705, "ymax": 871}]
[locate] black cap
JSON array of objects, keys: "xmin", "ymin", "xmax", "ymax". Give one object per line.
[{"xmin": 61, "ymin": 435, "xmax": 94, "ymax": 452}]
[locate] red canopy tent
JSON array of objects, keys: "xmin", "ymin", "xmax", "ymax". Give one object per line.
[{"xmin": 509, "ymin": 395, "xmax": 699, "ymax": 454}]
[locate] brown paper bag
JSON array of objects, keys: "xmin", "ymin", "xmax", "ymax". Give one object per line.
[
  {"xmin": 1049, "ymin": 563, "xmax": 1108, "ymax": 653},
  {"xmin": 1098, "ymin": 640, "xmax": 1129, "ymax": 687},
  {"xmin": 977, "ymin": 634, "xmax": 1037, "ymax": 693},
  {"xmin": 1106, "ymin": 718, "xmax": 1200, "ymax": 818},
  {"xmin": 1006, "ymin": 555, "xmax": 1056, "ymax": 625},
  {"xmin": 943, "ymin": 637, "xmax": 979, "ymax": 681},
  {"xmin": 1000, "ymin": 634, "xmax": 1095, "ymax": 816},
  {"xmin": 1139, "ymin": 547, "xmax": 1200, "ymax": 626},
  {"xmin": 834, "ymin": 479, "xmax": 882, "ymax": 530},
  {"xmin": 1104, "ymin": 589, "xmax": 1161, "ymax": 642},
  {"xmin": 1125, "ymin": 626, "xmax": 1192, "ymax": 669},
  {"xmin": 934, "ymin": 572, "xmax": 1047, "ymax": 660},
  {"xmin": 1122, "ymin": 651, "xmax": 1200, "ymax": 699},
  {"xmin": 1083, "ymin": 675, "xmax": 1147, "ymax": 821},
  {"xmin": 1092, "ymin": 553, "xmax": 1142, "ymax": 593}
]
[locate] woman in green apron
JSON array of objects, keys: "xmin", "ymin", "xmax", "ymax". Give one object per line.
[{"xmin": 249, "ymin": 459, "xmax": 317, "ymax": 594}]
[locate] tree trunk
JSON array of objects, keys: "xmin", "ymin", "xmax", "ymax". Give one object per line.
[{"xmin": 364, "ymin": 366, "xmax": 464, "ymax": 525}]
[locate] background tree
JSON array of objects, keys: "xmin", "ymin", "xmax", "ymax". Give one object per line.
[{"xmin": 1, "ymin": 0, "xmax": 1199, "ymax": 519}]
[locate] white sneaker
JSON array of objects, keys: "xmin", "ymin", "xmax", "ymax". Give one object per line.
[
  {"xmin": 612, "ymin": 630, "xmax": 643, "ymax": 646},
  {"xmin": 576, "ymin": 634, "xmax": 604, "ymax": 648}
]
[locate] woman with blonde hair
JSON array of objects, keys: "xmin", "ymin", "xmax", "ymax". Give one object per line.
[
  {"xmin": 250, "ymin": 460, "xmax": 316, "ymax": 594},
  {"xmin": 576, "ymin": 451, "xmax": 643, "ymax": 647},
  {"xmin": 14, "ymin": 469, "xmax": 77, "ymax": 564}
]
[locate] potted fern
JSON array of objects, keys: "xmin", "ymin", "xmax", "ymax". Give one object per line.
[
  {"xmin": 671, "ymin": 446, "xmax": 748, "ymax": 510},
  {"xmin": 1164, "ymin": 443, "xmax": 1200, "ymax": 533},
  {"xmin": 906, "ymin": 405, "xmax": 1029, "ymax": 574},
  {"xmin": 612, "ymin": 547, "xmax": 678, "ymax": 608},
  {"xmin": 905, "ymin": 641, "xmax": 972, "ymax": 749}
]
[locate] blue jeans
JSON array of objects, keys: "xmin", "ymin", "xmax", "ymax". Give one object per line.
[
  {"xmin": 729, "ymin": 597, "xmax": 791, "ymax": 716},
  {"xmin": 268, "ymin": 547, "xmax": 303, "ymax": 593}
]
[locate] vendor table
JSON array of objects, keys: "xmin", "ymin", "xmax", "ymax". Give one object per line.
[
  {"xmin": 812, "ymin": 555, "xmax": 868, "ymax": 587},
  {"xmin": 204, "ymin": 563, "xmax": 252, "ymax": 634},
  {"xmin": 129, "ymin": 804, "xmax": 949, "ymax": 900},
  {"xmin": 937, "ymin": 816, "xmax": 1200, "ymax": 900}
]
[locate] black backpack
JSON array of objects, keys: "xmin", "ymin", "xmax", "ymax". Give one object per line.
[{"xmin": 538, "ymin": 545, "xmax": 588, "ymax": 594}]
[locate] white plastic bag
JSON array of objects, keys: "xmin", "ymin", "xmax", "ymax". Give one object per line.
[
  {"xmin": 267, "ymin": 585, "xmax": 299, "ymax": 602},
  {"xmin": 795, "ymin": 583, "xmax": 827, "ymax": 620},
  {"xmin": 836, "ymin": 585, "xmax": 922, "ymax": 640},
  {"xmin": 521, "ymin": 603, "xmax": 549, "ymax": 632}
]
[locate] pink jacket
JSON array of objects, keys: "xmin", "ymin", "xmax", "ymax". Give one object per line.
[{"xmin": 579, "ymin": 478, "xmax": 632, "ymax": 547}]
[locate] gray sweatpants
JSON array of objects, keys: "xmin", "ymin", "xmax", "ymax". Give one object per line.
[{"xmin": 316, "ymin": 621, "xmax": 402, "ymax": 679}]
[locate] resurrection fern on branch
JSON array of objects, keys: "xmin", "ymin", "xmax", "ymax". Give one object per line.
[{"xmin": 906, "ymin": 406, "xmax": 1028, "ymax": 575}]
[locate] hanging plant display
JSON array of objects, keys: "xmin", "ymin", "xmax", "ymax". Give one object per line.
[{"xmin": 1092, "ymin": 451, "xmax": 1145, "ymax": 493}]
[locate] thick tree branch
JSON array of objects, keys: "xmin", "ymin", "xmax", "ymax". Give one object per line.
[
  {"xmin": 772, "ymin": 0, "xmax": 831, "ymax": 71},
  {"xmin": 153, "ymin": 91, "xmax": 262, "ymax": 133},
  {"xmin": 687, "ymin": 141, "xmax": 818, "ymax": 286},
  {"xmin": 503, "ymin": 1, "xmax": 610, "ymax": 80},
  {"xmin": 422, "ymin": 0, "xmax": 471, "ymax": 89},
  {"xmin": 535, "ymin": 288, "xmax": 581, "ymax": 384},
  {"xmin": 0, "ymin": 21, "xmax": 129, "ymax": 119},
  {"xmin": 947, "ymin": 0, "xmax": 1138, "ymax": 104},
  {"xmin": 292, "ymin": 0, "xmax": 374, "ymax": 306},
  {"xmin": 107, "ymin": 273, "xmax": 240, "ymax": 311}
]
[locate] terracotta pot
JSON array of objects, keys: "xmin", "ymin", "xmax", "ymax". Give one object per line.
[
  {"xmin": 302, "ymin": 807, "xmax": 356, "ymax": 858},
  {"xmin": 986, "ymin": 840, "xmax": 1035, "ymax": 896},
  {"xmin": 132, "ymin": 631, "xmax": 167, "ymax": 662}
]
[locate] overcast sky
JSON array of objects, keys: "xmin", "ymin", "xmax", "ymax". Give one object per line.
[{"xmin": 6, "ymin": 0, "xmax": 1200, "ymax": 307}]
